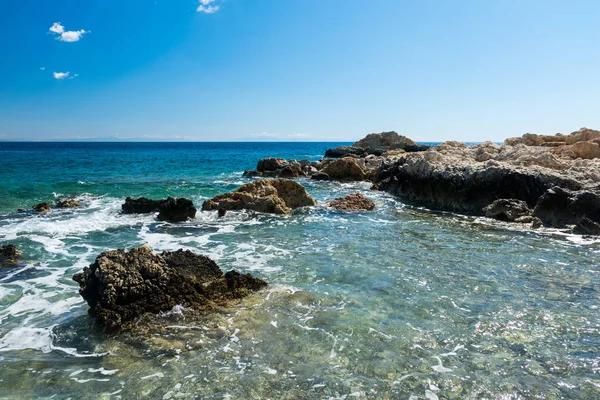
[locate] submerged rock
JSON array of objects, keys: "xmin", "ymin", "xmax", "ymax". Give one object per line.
[
  {"xmin": 33, "ymin": 202, "xmax": 51, "ymax": 212},
  {"xmin": 0, "ymin": 244, "xmax": 21, "ymax": 268},
  {"xmin": 73, "ymin": 246, "xmax": 267, "ymax": 330},
  {"xmin": 157, "ymin": 197, "xmax": 197, "ymax": 222},
  {"xmin": 122, "ymin": 197, "xmax": 166, "ymax": 213},
  {"xmin": 483, "ymin": 199, "xmax": 531, "ymax": 222},
  {"xmin": 202, "ymin": 179, "xmax": 316, "ymax": 215},
  {"xmin": 56, "ymin": 199, "xmax": 81, "ymax": 208},
  {"xmin": 328, "ymin": 193, "xmax": 375, "ymax": 211}
]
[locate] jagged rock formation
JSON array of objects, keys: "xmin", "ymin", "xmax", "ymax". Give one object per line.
[
  {"xmin": 483, "ymin": 199, "xmax": 531, "ymax": 222},
  {"xmin": 328, "ymin": 193, "xmax": 375, "ymax": 211},
  {"xmin": 73, "ymin": 246, "xmax": 267, "ymax": 330},
  {"xmin": 202, "ymin": 179, "xmax": 316, "ymax": 215},
  {"xmin": 243, "ymin": 157, "xmax": 311, "ymax": 178},
  {"xmin": 122, "ymin": 197, "xmax": 166, "ymax": 213},
  {"xmin": 325, "ymin": 131, "xmax": 429, "ymax": 159},
  {"xmin": 321, "ymin": 157, "xmax": 367, "ymax": 181}
]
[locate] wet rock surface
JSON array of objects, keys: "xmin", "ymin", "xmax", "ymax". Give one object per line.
[
  {"xmin": 157, "ymin": 197, "xmax": 197, "ymax": 222},
  {"xmin": 202, "ymin": 179, "xmax": 316, "ymax": 215},
  {"xmin": 483, "ymin": 199, "xmax": 531, "ymax": 222},
  {"xmin": 122, "ymin": 197, "xmax": 166, "ymax": 214},
  {"xmin": 33, "ymin": 202, "xmax": 51, "ymax": 212},
  {"xmin": 328, "ymin": 193, "xmax": 375, "ymax": 211},
  {"xmin": 0, "ymin": 244, "xmax": 21, "ymax": 268},
  {"xmin": 56, "ymin": 199, "xmax": 81, "ymax": 208},
  {"xmin": 72, "ymin": 246, "xmax": 267, "ymax": 330}
]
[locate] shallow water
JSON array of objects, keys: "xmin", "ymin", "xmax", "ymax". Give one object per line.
[{"xmin": 1, "ymin": 142, "xmax": 600, "ymax": 399}]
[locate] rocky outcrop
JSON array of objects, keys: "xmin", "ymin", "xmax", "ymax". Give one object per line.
[
  {"xmin": 33, "ymin": 203, "xmax": 51, "ymax": 212},
  {"xmin": 122, "ymin": 197, "xmax": 166, "ymax": 214},
  {"xmin": 328, "ymin": 193, "xmax": 375, "ymax": 211},
  {"xmin": 56, "ymin": 199, "xmax": 81, "ymax": 208},
  {"xmin": 202, "ymin": 179, "xmax": 316, "ymax": 215},
  {"xmin": 353, "ymin": 131, "xmax": 418, "ymax": 151},
  {"xmin": 157, "ymin": 197, "xmax": 197, "ymax": 222},
  {"xmin": 324, "ymin": 146, "xmax": 372, "ymax": 158},
  {"xmin": 483, "ymin": 199, "xmax": 531, "ymax": 222},
  {"xmin": 321, "ymin": 157, "xmax": 367, "ymax": 181},
  {"xmin": 122, "ymin": 197, "xmax": 196, "ymax": 221},
  {"xmin": 532, "ymin": 186, "xmax": 600, "ymax": 228},
  {"xmin": 243, "ymin": 158, "xmax": 306, "ymax": 178},
  {"xmin": 73, "ymin": 246, "xmax": 267, "ymax": 330},
  {"xmin": 0, "ymin": 244, "xmax": 21, "ymax": 268}
]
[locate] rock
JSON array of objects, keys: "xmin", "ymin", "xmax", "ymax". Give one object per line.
[
  {"xmin": 531, "ymin": 217, "xmax": 543, "ymax": 229},
  {"xmin": 218, "ymin": 208, "xmax": 227, "ymax": 218},
  {"xmin": 533, "ymin": 186, "xmax": 600, "ymax": 228},
  {"xmin": 202, "ymin": 179, "xmax": 316, "ymax": 215},
  {"xmin": 574, "ymin": 217, "xmax": 600, "ymax": 236},
  {"xmin": 157, "ymin": 197, "xmax": 197, "ymax": 222},
  {"xmin": 122, "ymin": 197, "xmax": 166, "ymax": 214},
  {"xmin": 514, "ymin": 215, "xmax": 534, "ymax": 224},
  {"xmin": 0, "ymin": 244, "xmax": 21, "ymax": 268},
  {"xmin": 248, "ymin": 157, "xmax": 305, "ymax": 178},
  {"xmin": 376, "ymin": 153, "xmax": 581, "ymax": 215},
  {"xmin": 567, "ymin": 141, "xmax": 600, "ymax": 159},
  {"xmin": 72, "ymin": 246, "xmax": 268, "ymax": 330},
  {"xmin": 325, "ymin": 146, "xmax": 370, "ymax": 158},
  {"xmin": 56, "ymin": 199, "xmax": 81, "ymax": 208},
  {"xmin": 311, "ymin": 172, "xmax": 330, "ymax": 181},
  {"xmin": 505, "ymin": 128, "xmax": 600, "ymax": 147},
  {"xmin": 16, "ymin": 208, "xmax": 26, "ymax": 213},
  {"xmin": 328, "ymin": 193, "xmax": 375, "ymax": 211},
  {"xmin": 33, "ymin": 203, "xmax": 51, "ymax": 212},
  {"xmin": 322, "ymin": 157, "xmax": 367, "ymax": 181},
  {"xmin": 353, "ymin": 131, "xmax": 417, "ymax": 151},
  {"xmin": 483, "ymin": 199, "xmax": 531, "ymax": 222}
]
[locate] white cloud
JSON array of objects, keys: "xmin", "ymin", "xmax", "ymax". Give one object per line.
[
  {"xmin": 53, "ymin": 72, "xmax": 70, "ymax": 80},
  {"xmin": 40, "ymin": 67, "xmax": 45, "ymax": 70},
  {"xmin": 49, "ymin": 22, "xmax": 64, "ymax": 34},
  {"xmin": 197, "ymin": 0, "xmax": 220, "ymax": 13},
  {"xmin": 49, "ymin": 22, "xmax": 87, "ymax": 42},
  {"xmin": 250, "ymin": 132, "xmax": 279, "ymax": 138}
]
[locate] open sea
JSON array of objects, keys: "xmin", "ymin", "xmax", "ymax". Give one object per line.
[{"xmin": 1, "ymin": 142, "xmax": 600, "ymax": 399}]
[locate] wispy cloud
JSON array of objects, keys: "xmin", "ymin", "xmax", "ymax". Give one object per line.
[
  {"xmin": 40, "ymin": 67, "xmax": 45, "ymax": 71},
  {"xmin": 49, "ymin": 22, "xmax": 88, "ymax": 42},
  {"xmin": 53, "ymin": 72, "xmax": 70, "ymax": 80},
  {"xmin": 197, "ymin": 0, "xmax": 220, "ymax": 13}
]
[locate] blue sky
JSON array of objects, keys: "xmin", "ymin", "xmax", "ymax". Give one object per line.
[{"xmin": 1, "ymin": 0, "xmax": 599, "ymax": 142}]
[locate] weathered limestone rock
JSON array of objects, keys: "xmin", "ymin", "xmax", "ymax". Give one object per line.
[
  {"xmin": 73, "ymin": 246, "xmax": 267, "ymax": 330},
  {"xmin": 322, "ymin": 157, "xmax": 367, "ymax": 181},
  {"xmin": 202, "ymin": 179, "xmax": 316, "ymax": 215},
  {"xmin": 328, "ymin": 193, "xmax": 375, "ymax": 211}
]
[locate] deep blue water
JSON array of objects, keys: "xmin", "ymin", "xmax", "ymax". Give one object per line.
[{"xmin": 1, "ymin": 142, "xmax": 599, "ymax": 399}]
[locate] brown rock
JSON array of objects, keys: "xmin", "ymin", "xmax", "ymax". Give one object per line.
[
  {"xmin": 202, "ymin": 179, "xmax": 316, "ymax": 215},
  {"xmin": 328, "ymin": 193, "xmax": 375, "ymax": 211},
  {"xmin": 56, "ymin": 199, "xmax": 81, "ymax": 208},
  {"xmin": 0, "ymin": 244, "xmax": 21, "ymax": 268},
  {"xmin": 33, "ymin": 203, "xmax": 51, "ymax": 212},
  {"xmin": 322, "ymin": 157, "xmax": 367, "ymax": 181}
]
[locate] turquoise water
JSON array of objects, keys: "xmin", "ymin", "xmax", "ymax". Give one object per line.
[{"xmin": 1, "ymin": 142, "xmax": 600, "ymax": 399}]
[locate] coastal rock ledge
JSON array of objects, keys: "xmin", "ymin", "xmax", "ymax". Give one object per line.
[{"xmin": 73, "ymin": 246, "xmax": 267, "ymax": 330}]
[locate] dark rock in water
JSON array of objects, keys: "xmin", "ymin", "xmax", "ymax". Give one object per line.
[
  {"xmin": 249, "ymin": 157, "xmax": 305, "ymax": 178},
  {"xmin": 322, "ymin": 157, "xmax": 367, "ymax": 181},
  {"xmin": 324, "ymin": 146, "xmax": 368, "ymax": 158},
  {"xmin": 218, "ymin": 208, "xmax": 227, "ymax": 218},
  {"xmin": 56, "ymin": 199, "xmax": 81, "ymax": 208},
  {"xmin": 0, "ymin": 244, "xmax": 21, "ymax": 268},
  {"xmin": 328, "ymin": 193, "xmax": 375, "ymax": 211},
  {"xmin": 16, "ymin": 208, "xmax": 26, "ymax": 213},
  {"xmin": 122, "ymin": 197, "xmax": 166, "ymax": 214},
  {"xmin": 73, "ymin": 246, "xmax": 267, "ymax": 330},
  {"xmin": 531, "ymin": 217, "xmax": 543, "ymax": 229},
  {"xmin": 257, "ymin": 157, "xmax": 288, "ymax": 172},
  {"xmin": 33, "ymin": 203, "xmax": 51, "ymax": 212},
  {"xmin": 202, "ymin": 179, "xmax": 316, "ymax": 215},
  {"xmin": 483, "ymin": 199, "xmax": 531, "ymax": 222},
  {"xmin": 574, "ymin": 217, "xmax": 600, "ymax": 236},
  {"xmin": 242, "ymin": 170, "xmax": 261, "ymax": 178},
  {"xmin": 311, "ymin": 172, "xmax": 330, "ymax": 181},
  {"xmin": 533, "ymin": 186, "xmax": 600, "ymax": 228},
  {"xmin": 376, "ymin": 156, "xmax": 581, "ymax": 215},
  {"xmin": 158, "ymin": 197, "xmax": 197, "ymax": 222}
]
